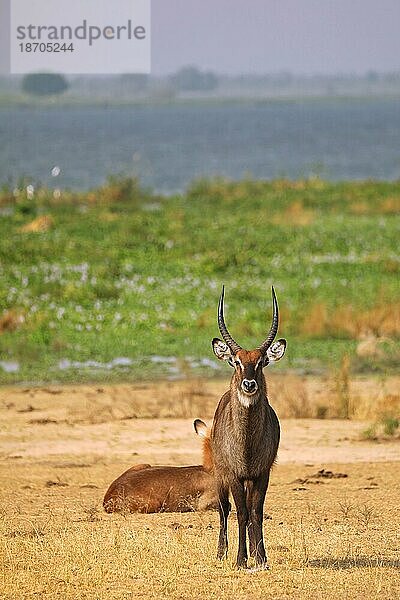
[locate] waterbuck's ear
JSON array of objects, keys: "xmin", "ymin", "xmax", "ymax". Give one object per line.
[
  {"xmin": 193, "ymin": 419, "xmax": 208, "ymax": 437},
  {"xmin": 264, "ymin": 338, "xmax": 287, "ymax": 365},
  {"xmin": 212, "ymin": 338, "xmax": 233, "ymax": 363},
  {"xmin": 266, "ymin": 338, "xmax": 287, "ymax": 362}
]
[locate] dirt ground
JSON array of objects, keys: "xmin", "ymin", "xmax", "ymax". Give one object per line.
[{"xmin": 0, "ymin": 380, "xmax": 399, "ymax": 599}]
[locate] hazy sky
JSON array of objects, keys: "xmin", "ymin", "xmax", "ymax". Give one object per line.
[{"xmin": 152, "ymin": 0, "xmax": 400, "ymax": 75}]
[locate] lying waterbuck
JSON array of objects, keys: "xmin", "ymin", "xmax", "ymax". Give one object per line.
[
  {"xmin": 211, "ymin": 286, "xmax": 286, "ymax": 569},
  {"xmin": 103, "ymin": 420, "xmax": 218, "ymax": 513}
]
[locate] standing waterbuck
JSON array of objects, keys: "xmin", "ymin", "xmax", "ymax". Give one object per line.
[{"xmin": 210, "ymin": 286, "xmax": 286, "ymax": 569}]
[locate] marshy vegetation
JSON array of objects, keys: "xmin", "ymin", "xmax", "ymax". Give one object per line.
[{"xmin": 0, "ymin": 176, "xmax": 399, "ymax": 384}]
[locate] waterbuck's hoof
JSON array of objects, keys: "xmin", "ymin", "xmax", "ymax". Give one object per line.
[
  {"xmin": 236, "ymin": 559, "xmax": 248, "ymax": 570},
  {"xmin": 217, "ymin": 551, "xmax": 227, "ymax": 561},
  {"xmin": 248, "ymin": 563, "xmax": 270, "ymax": 573}
]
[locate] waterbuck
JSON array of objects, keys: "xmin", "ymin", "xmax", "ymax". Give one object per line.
[
  {"xmin": 210, "ymin": 286, "xmax": 286, "ymax": 569},
  {"xmin": 103, "ymin": 420, "xmax": 218, "ymax": 513}
]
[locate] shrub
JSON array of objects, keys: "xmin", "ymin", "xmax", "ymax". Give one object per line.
[{"xmin": 22, "ymin": 73, "xmax": 69, "ymax": 96}]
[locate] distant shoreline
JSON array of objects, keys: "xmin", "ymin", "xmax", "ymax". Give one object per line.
[{"xmin": 1, "ymin": 92, "xmax": 400, "ymax": 109}]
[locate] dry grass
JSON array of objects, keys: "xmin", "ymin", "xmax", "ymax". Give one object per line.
[
  {"xmin": 298, "ymin": 303, "xmax": 328, "ymax": 338},
  {"xmin": 350, "ymin": 195, "xmax": 400, "ymax": 215},
  {"xmin": 1, "ymin": 379, "xmax": 400, "ymax": 598},
  {"xmin": 361, "ymin": 393, "xmax": 400, "ymax": 441},
  {"xmin": 1, "ymin": 461, "xmax": 399, "ymax": 599},
  {"xmin": 64, "ymin": 381, "xmax": 220, "ymax": 423},
  {"xmin": 298, "ymin": 301, "xmax": 400, "ymax": 338},
  {"xmin": 271, "ymin": 200, "xmax": 316, "ymax": 226},
  {"xmin": 1, "ymin": 374, "xmax": 399, "ymax": 424},
  {"xmin": 267, "ymin": 372, "xmax": 399, "ymax": 421},
  {"xmin": 270, "ymin": 177, "xmax": 327, "ymax": 192},
  {"xmin": 18, "ymin": 215, "xmax": 54, "ymax": 233},
  {"xmin": 0, "ymin": 309, "xmax": 25, "ymax": 333}
]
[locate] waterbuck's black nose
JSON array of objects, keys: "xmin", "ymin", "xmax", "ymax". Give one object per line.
[{"xmin": 242, "ymin": 379, "xmax": 257, "ymax": 394}]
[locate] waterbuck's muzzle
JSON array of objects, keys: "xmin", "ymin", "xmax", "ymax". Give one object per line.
[{"xmin": 241, "ymin": 379, "xmax": 258, "ymax": 395}]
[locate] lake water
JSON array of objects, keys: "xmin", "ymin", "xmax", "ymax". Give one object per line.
[{"xmin": 1, "ymin": 98, "xmax": 400, "ymax": 192}]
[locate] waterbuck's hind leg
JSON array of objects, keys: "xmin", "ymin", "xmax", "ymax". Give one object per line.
[
  {"xmin": 231, "ymin": 479, "xmax": 249, "ymax": 569},
  {"xmin": 217, "ymin": 484, "xmax": 230, "ymax": 560},
  {"xmin": 249, "ymin": 474, "xmax": 270, "ymax": 567}
]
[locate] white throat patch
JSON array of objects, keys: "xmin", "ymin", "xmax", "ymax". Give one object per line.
[{"xmin": 238, "ymin": 391, "xmax": 258, "ymax": 408}]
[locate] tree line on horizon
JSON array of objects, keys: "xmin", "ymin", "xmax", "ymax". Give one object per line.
[{"xmin": 4, "ymin": 66, "xmax": 400, "ymax": 97}]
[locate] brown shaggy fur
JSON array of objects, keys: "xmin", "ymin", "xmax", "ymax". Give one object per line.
[{"xmin": 103, "ymin": 423, "xmax": 217, "ymax": 514}]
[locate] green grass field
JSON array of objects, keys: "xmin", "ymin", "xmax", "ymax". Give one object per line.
[{"xmin": 0, "ymin": 177, "xmax": 399, "ymax": 384}]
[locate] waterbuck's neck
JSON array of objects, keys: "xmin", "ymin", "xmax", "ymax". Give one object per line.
[
  {"xmin": 226, "ymin": 373, "xmax": 272, "ymax": 453},
  {"xmin": 222, "ymin": 374, "xmax": 276, "ymax": 479}
]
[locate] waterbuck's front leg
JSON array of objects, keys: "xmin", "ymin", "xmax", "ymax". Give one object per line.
[
  {"xmin": 217, "ymin": 483, "xmax": 230, "ymax": 560},
  {"xmin": 231, "ymin": 479, "xmax": 249, "ymax": 568},
  {"xmin": 248, "ymin": 474, "xmax": 270, "ymax": 569},
  {"xmin": 245, "ymin": 480, "xmax": 256, "ymax": 557}
]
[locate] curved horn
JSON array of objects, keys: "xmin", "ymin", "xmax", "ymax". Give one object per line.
[
  {"xmin": 218, "ymin": 286, "xmax": 242, "ymax": 354},
  {"xmin": 258, "ymin": 286, "xmax": 279, "ymax": 354}
]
